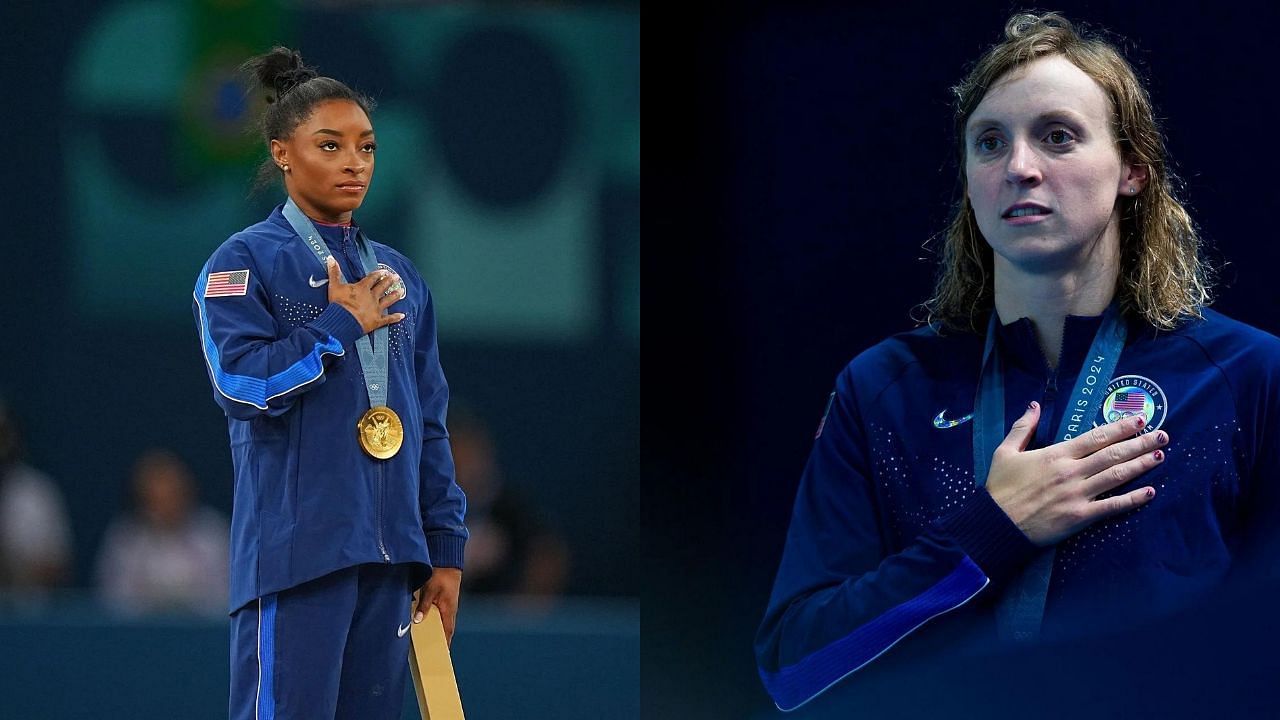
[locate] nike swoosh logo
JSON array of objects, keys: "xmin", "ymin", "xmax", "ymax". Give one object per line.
[
  {"xmin": 309, "ymin": 275, "xmax": 329, "ymax": 287},
  {"xmin": 933, "ymin": 410, "xmax": 974, "ymax": 429},
  {"xmin": 397, "ymin": 622, "xmax": 411, "ymax": 638}
]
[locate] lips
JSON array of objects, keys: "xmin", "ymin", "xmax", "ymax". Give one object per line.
[
  {"xmin": 1001, "ymin": 202, "xmax": 1052, "ymax": 219},
  {"xmin": 337, "ymin": 183, "xmax": 366, "ymax": 190}
]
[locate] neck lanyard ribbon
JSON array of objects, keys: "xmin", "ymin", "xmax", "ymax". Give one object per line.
[
  {"xmin": 282, "ymin": 198, "xmax": 389, "ymax": 410},
  {"xmin": 971, "ymin": 301, "xmax": 1127, "ymax": 641}
]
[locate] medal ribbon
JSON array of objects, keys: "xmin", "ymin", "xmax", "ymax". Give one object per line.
[
  {"xmin": 282, "ymin": 197, "xmax": 389, "ymax": 410},
  {"xmin": 971, "ymin": 300, "xmax": 1126, "ymax": 642}
]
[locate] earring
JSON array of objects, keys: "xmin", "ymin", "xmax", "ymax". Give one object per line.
[
  {"xmin": 1128, "ymin": 186, "xmax": 1136, "ymax": 194},
  {"xmin": 280, "ymin": 164, "xmax": 290, "ymax": 172}
]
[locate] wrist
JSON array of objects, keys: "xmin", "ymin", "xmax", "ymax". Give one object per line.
[{"xmin": 934, "ymin": 489, "xmax": 1040, "ymax": 584}]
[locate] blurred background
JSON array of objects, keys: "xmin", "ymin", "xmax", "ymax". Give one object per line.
[
  {"xmin": 648, "ymin": 2, "xmax": 1280, "ymax": 718},
  {"xmin": 0, "ymin": 1, "xmax": 637, "ymax": 718}
]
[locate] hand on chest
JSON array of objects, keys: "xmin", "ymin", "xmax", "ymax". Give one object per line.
[{"xmin": 871, "ymin": 359, "xmax": 1245, "ymax": 553}]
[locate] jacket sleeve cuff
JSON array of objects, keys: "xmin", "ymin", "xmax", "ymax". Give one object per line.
[
  {"xmin": 426, "ymin": 533, "xmax": 467, "ymax": 569},
  {"xmin": 934, "ymin": 489, "xmax": 1040, "ymax": 584},
  {"xmin": 308, "ymin": 303, "xmax": 365, "ymax": 348}
]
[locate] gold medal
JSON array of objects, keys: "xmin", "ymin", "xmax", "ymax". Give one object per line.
[{"xmin": 357, "ymin": 406, "xmax": 404, "ymax": 459}]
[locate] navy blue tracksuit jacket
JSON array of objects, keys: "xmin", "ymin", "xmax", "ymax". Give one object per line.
[
  {"xmin": 756, "ymin": 309, "xmax": 1280, "ymax": 711},
  {"xmin": 193, "ymin": 204, "xmax": 467, "ymax": 613}
]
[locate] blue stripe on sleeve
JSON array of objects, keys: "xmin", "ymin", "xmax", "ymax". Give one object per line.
[
  {"xmin": 258, "ymin": 594, "xmax": 277, "ymax": 720},
  {"xmin": 195, "ymin": 275, "xmax": 344, "ymax": 410},
  {"xmin": 760, "ymin": 556, "xmax": 988, "ymax": 712}
]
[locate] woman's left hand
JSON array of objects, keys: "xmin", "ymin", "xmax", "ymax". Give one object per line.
[{"xmin": 415, "ymin": 567, "xmax": 463, "ymax": 646}]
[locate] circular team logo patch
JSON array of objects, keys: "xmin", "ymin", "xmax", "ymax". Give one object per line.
[{"xmin": 1097, "ymin": 374, "xmax": 1167, "ymax": 433}]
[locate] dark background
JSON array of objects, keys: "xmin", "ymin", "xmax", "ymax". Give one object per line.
[{"xmin": 648, "ymin": 2, "xmax": 1280, "ymax": 717}]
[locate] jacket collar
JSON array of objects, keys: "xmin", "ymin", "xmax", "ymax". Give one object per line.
[
  {"xmin": 994, "ymin": 311, "xmax": 1108, "ymax": 376},
  {"xmin": 269, "ymin": 203, "xmax": 361, "ymax": 248}
]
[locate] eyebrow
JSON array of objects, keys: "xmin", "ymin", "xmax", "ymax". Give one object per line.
[
  {"xmin": 966, "ymin": 109, "xmax": 1088, "ymax": 136},
  {"xmin": 312, "ymin": 128, "xmax": 376, "ymax": 137}
]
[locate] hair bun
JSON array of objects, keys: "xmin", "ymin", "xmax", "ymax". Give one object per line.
[
  {"xmin": 273, "ymin": 66, "xmax": 319, "ymax": 100},
  {"xmin": 243, "ymin": 46, "xmax": 319, "ymax": 103}
]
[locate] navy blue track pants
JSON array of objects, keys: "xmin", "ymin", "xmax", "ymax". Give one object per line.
[{"xmin": 229, "ymin": 563, "xmax": 417, "ymax": 720}]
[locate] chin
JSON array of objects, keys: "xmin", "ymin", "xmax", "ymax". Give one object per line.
[
  {"xmin": 321, "ymin": 197, "xmax": 364, "ymax": 218},
  {"xmin": 989, "ymin": 236, "xmax": 1094, "ymax": 275}
]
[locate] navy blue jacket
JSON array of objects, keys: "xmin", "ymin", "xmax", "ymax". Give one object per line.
[
  {"xmin": 756, "ymin": 308, "xmax": 1280, "ymax": 711},
  {"xmin": 193, "ymin": 204, "xmax": 467, "ymax": 613}
]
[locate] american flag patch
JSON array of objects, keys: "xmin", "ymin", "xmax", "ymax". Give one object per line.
[
  {"xmin": 205, "ymin": 270, "xmax": 250, "ymax": 298},
  {"xmin": 1113, "ymin": 390, "xmax": 1147, "ymax": 413}
]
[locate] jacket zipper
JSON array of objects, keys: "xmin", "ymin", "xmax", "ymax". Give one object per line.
[
  {"xmin": 1031, "ymin": 314, "xmax": 1071, "ymax": 447},
  {"xmin": 351, "ymin": 222, "xmax": 390, "ymax": 563},
  {"xmin": 1036, "ymin": 370, "xmax": 1058, "ymax": 449},
  {"xmin": 373, "ymin": 458, "xmax": 389, "ymax": 561},
  {"xmin": 338, "ymin": 226, "xmax": 358, "ymax": 280}
]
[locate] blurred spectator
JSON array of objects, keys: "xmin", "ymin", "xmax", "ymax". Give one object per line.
[
  {"xmin": 95, "ymin": 448, "xmax": 228, "ymax": 616},
  {"xmin": 0, "ymin": 398, "xmax": 73, "ymax": 597},
  {"xmin": 450, "ymin": 405, "xmax": 570, "ymax": 605}
]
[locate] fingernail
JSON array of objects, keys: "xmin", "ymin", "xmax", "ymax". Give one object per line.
[
  {"xmin": 1146, "ymin": 487, "xmax": 1155, "ymax": 499},
  {"xmin": 414, "ymin": 612, "xmax": 423, "ymax": 623},
  {"xmin": 1135, "ymin": 416, "xmax": 1145, "ymax": 428},
  {"xmin": 1153, "ymin": 450, "xmax": 1163, "ymax": 462},
  {"xmin": 1157, "ymin": 430, "xmax": 1167, "ymax": 444},
  {"xmin": 1028, "ymin": 401, "xmax": 1038, "ymax": 411}
]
